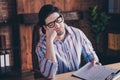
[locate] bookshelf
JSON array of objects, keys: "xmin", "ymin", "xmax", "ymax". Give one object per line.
[
  {"xmin": 107, "ymin": 0, "xmax": 120, "ymax": 32},
  {"xmin": 106, "ymin": 0, "xmax": 120, "ymax": 64}
]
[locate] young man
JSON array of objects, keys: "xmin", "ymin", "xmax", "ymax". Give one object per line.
[{"xmin": 36, "ymin": 4, "xmax": 100, "ymax": 79}]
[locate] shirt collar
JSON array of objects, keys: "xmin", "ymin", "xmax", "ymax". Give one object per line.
[{"xmin": 64, "ymin": 23, "xmax": 72, "ymax": 36}]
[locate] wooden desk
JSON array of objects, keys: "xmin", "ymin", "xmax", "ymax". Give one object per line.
[{"xmin": 38, "ymin": 63, "xmax": 120, "ymax": 80}]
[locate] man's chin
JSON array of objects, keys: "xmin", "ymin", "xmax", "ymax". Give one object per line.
[{"xmin": 57, "ymin": 32, "xmax": 63, "ymax": 36}]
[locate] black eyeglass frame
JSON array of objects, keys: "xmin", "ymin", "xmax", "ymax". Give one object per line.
[{"xmin": 45, "ymin": 15, "xmax": 63, "ymax": 28}]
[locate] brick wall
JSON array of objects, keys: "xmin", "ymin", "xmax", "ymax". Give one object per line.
[
  {"xmin": 0, "ymin": 26, "xmax": 12, "ymax": 48},
  {"xmin": 0, "ymin": 0, "xmax": 16, "ymax": 23}
]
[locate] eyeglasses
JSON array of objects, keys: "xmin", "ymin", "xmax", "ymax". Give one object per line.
[{"xmin": 45, "ymin": 15, "xmax": 63, "ymax": 28}]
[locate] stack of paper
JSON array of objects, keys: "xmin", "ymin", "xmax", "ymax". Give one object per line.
[{"xmin": 72, "ymin": 62, "xmax": 119, "ymax": 80}]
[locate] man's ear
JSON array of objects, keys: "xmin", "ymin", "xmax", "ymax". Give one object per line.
[{"xmin": 61, "ymin": 15, "xmax": 64, "ymax": 22}]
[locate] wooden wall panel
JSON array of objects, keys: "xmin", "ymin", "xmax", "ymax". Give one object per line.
[
  {"xmin": 17, "ymin": 0, "xmax": 101, "ymax": 14},
  {"xmin": 19, "ymin": 25, "xmax": 33, "ymax": 72},
  {"xmin": 34, "ymin": 0, "xmax": 45, "ymax": 13},
  {"xmin": 17, "ymin": 0, "xmax": 82, "ymax": 14},
  {"xmin": 17, "ymin": 0, "xmax": 44, "ymax": 14},
  {"xmin": 45, "ymin": 0, "xmax": 65, "ymax": 11},
  {"xmin": 17, "ymin": 0, "xmax": 24, "ymax": 14},
  {"xmin": 44, "ymin": 0, "xmax": 52, "ymax": 4},
  {"xmin": 64, "ymin": 0, "xmax": 81, "ymax": 11}
]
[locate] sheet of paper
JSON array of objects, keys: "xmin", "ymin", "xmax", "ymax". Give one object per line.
[{"xmin": 72, "ymin": 62, "xmax": 119, "ymax": 80}]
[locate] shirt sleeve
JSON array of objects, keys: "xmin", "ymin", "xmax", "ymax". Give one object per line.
[
  {"xmin": 80, "ymin": 31, "xmax": 99, "ymax": 62},
  {"xmin": 35, "ymin": 42, "xmax": 58, "ymax": 78}
]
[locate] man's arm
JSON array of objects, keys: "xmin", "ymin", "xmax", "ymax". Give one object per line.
[
  {"xmin": 36, "ymin": 26, "xmax": 58, "ymax": 78},
  {"xmin": 44, "ymin": 26, "xmax": 57, "ymax": 62},
  {"xmin": 36, "ymin": 42, "xmax": 58, "ymax": 79},
  {"xmin": 80, "ymin": 30, "xmax": 100, "ymax": 65},
  {"xmin": 45, "ymin": 39, "xmax": 57, "ymax": 62}
]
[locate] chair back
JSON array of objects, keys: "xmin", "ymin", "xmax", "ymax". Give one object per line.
[{"xmin": 32, "ymin": 25, "xmax": 43, "ymax": 78}]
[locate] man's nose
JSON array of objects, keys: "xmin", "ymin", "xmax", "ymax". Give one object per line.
[{"xmin": 54, "ymin": 22, "xmax": 60, "ymax": 28}]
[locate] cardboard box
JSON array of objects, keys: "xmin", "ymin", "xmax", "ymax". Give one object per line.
[{"xmin": 108, "ymin": 33, "xmax": 120, "ymax": 50}]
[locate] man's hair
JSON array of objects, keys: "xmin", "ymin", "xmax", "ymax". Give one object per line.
[{"xmin": 38, "ymin": 4, "xmax": 61, "ymax": 34}]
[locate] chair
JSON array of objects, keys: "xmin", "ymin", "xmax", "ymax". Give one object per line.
[{"xmin": 32, "ymin": 25, "xmax": 43, "ymax": 78}]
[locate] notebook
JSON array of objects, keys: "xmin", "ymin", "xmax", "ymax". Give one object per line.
[{"xmin": 72, "ymin": 62, "xmax": 120, "ymax": 80}]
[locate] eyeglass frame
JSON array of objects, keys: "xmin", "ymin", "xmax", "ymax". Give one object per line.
[{"xmin": 45, "ymin": 14, "xmax": 63, "ymax": 28}]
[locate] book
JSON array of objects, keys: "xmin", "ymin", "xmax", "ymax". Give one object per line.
[{"xmin": 72, "ymin": 62, "xmax": 120, "ymax": 80}]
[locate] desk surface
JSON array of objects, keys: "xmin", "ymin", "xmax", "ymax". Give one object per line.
[{"xmin": 38, "ymin": 63, "xmax": 120, "ymax": 80}]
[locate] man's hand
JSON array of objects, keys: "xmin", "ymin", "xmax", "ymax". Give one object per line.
[
  {"xmin": 44, "ymin": 26, "xmax": 57, "ymax": 42},
  {"xmin": 91, "ymin": 60, "xmax": 101, "ymax": 66}
]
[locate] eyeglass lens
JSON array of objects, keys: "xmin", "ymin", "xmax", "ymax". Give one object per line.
[{"xmin": 46, "ymin": 15, "xmax": 63, "ymax": 28}]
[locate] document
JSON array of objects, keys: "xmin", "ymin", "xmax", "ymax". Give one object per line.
[{"xmin": 72, "ymin": 62, "xmax": 119, "ymax": 80}]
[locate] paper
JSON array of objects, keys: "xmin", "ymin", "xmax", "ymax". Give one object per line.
[
  {"xmin": 113, "ymin": 71, "xmax": 120, "ymax": 80},
  {"xmin": 72, "ymin": 62, "xmax": 119, "ymax": 80}
]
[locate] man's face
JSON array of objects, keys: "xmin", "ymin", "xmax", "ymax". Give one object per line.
[{"xmin": 45, "ymin": 12, "xmax": 65, "ymax": 36}]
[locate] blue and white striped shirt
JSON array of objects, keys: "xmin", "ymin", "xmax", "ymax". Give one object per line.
[{"xmin": 36, "ymin": 24, "xmax": 99, "ymax": 78}]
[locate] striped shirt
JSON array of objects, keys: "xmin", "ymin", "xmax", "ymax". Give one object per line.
[{"xmin": 36, "ymin": 24, "xmax": 99, "ymax": 78}]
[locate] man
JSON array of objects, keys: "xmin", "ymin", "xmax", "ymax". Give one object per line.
[{"xmin": 36, "ymin": 4, "xmax": 100, "ymax": 79}]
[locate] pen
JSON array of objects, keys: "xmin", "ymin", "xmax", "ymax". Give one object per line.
[
  {"xmin": 115, "ymin": 70, "xmax": 120, "ymax": 74},
  {"xmin": 112, "ymin": 70, "xmax": 120, "ymax": 80},
  {"xmin": 105, "ymin": 70, "xmax": 120, "ymax": 80},
  {"xmin": 105, "ymin": 73, "xmax": 115, "ymax": 80}
]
